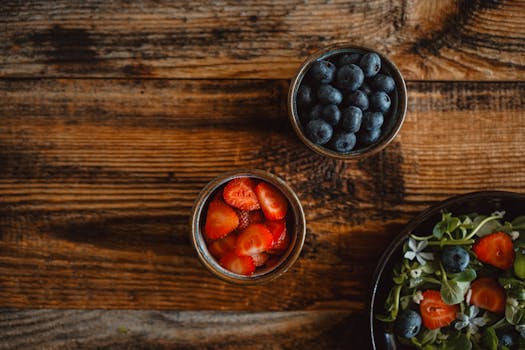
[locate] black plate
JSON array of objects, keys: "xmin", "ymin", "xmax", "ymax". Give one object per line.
[{"xmin": 369, "ymin": 191, "xmax": 525, "ymax": 350}]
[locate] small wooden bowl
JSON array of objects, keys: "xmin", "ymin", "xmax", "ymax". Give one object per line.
[
  {"xmin": 190, "ymin": 169, "xmax": 306, "ymax": 285},
  {"xmin": 288, "ymin": 43, "xmax": 408, "ymax": 160}
]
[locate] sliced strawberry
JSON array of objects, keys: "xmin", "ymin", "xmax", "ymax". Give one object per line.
[
  {"xmin": 472, "ymin": 231, "xmax": 515, "ymax": 270},
  {"xmin": 250, "ymin": 252, "xmax": 269, "ymax": 267},
  {"xmin": 220, "ymin": 252, "xmax": 255, "ymax": 275},
  {"xmin": 469, "ymin": 277, "xmax": 506, "ymax": 313},
  {"xmin": 208, "ymin": 233, "xmax": 237, "ymax": 259},
  {"xmin": 223, "ymin": 178, "xmax": 260, "ymax": 211},
  {"xmin": 236, "ymin": 209, "xmax": 264, "ymax": 231},
  {"xmin": 420, "ymin": 290, "xmax": 459, "ymax": 330},
  {"xmin": 265, "ymin": 219, "xmax": 290, "ymax": 253},
  {"xmin": 203, "ymin": 200, "xmax": 239, "ymax": 240},
  {"xmin": 235, "ymin": 223, "xmax": 273, "ymax": 256},
  {"xmin": 255, "ymin": 182, "xmax": 288, "ymax": 220}
]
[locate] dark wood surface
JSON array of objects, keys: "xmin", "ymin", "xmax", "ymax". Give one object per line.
[{"xmin": 1, "ymin": 1, "xmax": 525, "ymax": 349}]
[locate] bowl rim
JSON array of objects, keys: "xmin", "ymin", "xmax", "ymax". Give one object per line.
[
  {"xmin": 368, "ymin": 190, "xmax": 525, "ymax": 349},
  {"xmin": 287, "ymin": 42, "xmax": 408, "ymax": 160},
  {"xmin": 189, "ymin": 169, "xmax": 306, "ymax": 285}
]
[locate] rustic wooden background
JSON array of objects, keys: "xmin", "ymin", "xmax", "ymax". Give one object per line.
[{"xmin": 1, "ymin": 0, "xmax": 524, "ymax": 349}]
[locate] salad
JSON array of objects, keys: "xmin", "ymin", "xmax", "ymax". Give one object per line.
[{"xmin": 377, "ymin": 211, "xmax": 525, "ymax": 349}]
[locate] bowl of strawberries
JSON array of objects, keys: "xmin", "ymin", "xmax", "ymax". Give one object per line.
[{"xmin": 190, "ymin": 169, "xmax": 306, "ymax": 284}]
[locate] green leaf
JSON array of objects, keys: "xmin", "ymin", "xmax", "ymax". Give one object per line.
[
  {"xmin": 512, "ymin": 215, "xmax": 525, "ymax": 229},
  {"xmin": 473, "ymin": 216, "xmax": 503, "ymax": 237},
  {"xmin": 441, "ymin": 279, "xmax": 469, "ymax": 305},
  {"xmin": 514, "ymin": 251, "xmax": 525, "ymax": 280},
  {"xmin": 451, "ymin": 268, "xmax": 477, "ymax": 282},
  {"xmin": 505, "ymin": 301, "xmax": 525, "ymax": 325},
  {"xmin": 433, "ymin": 220, "xmax": 447, "ymax": 239},
  {"xmin": 480, "ymin": 327, "xmax": 498, "ymax": 350},
  {"xmin": 447, "ymin": 217, "xmax": 461, "ymax": 234},
  {"xmin": 419, "ymin": 328, "xmax": 440, "ymax": 346}
]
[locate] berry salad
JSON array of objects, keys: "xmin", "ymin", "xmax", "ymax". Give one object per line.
[
  {"xmin": 202, "ymin": 177, "xmax": 290, "ymax": 276},
  {"xmin": 377, "ymin": 211, "xmax": 525, "ymax": 349},
  {"xmin": 296, "ymin": 50, "xmax": 396, "ymax": 153}
]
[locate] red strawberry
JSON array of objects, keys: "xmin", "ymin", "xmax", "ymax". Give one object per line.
[
  {"xmin": 255, "ymin": 182, "xmax": 288, "ymax": 220},
  {"xmin": 220, "ymin": 252, "xmax": 255, "ymax": 275},
  {"xmin": 208, "ymin": 233, "xmax": 237, "ymax": 259},
  {"xmin": 203, "ymin": 200, "xmax": 239, "ymax": 240},
  {"xmin": 235, "ymin": 223, "xmax": 273, "ymax": 256},
  {"xmin": 236, "ymin": 209, "xmax": 264, "ymax": 231},
  {"xmin": 250, "ymin": 252, "xmax": 269, "ymax": 267},
  {"xmin": 265, "ymin": 219, "xmax": 290, "ymax": 253},
  {"xmin": 469, "ymin": 277, "xmax": 506, "ymax": 313},
  {"xmin": 472, "ymin": 231, "xmax": 515, "ymax": 270},
  {"xmin": 223, "ymin": 178, "xmax": 260, "ymax": 211},
  {"xmin": 420, "ymin": 290, "xmax": 459, "ymax": 330}
]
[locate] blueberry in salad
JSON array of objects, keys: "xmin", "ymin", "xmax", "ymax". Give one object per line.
[{"xmin": 377, "ymin": 211, "xmax": 525, "ymax": 349}]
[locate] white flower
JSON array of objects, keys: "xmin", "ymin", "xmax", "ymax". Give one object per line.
[
  {"xmin": 510, "ymin": 230, "xmax": 520, "ymax": 241},
  {"xmin": 412, "ymin": 290, "xmax": 424, "ymax": 304},
  {"xmin": 515, "ymin": 324, "xmax": 525, "ymax": 339},
  {"xmin": 455, "ymin": 305, "xmax": 488, "ymax": 334},
  {"xmin": 404, "ymin": 237, "xmax": 434, "ymax": 265},
  {"xmin": 492, "ymin": 210, "xmax": 506, "ymax": 217},
  {"xmin": 410, "ymin": 267, "xmax": 422, "ymax": 279}
]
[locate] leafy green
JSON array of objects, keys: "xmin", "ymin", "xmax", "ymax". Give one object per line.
[
  {"xmin": 505, "ymin": 300, "xmax": 525, "ymax": 325},
  {"xmin": 512, "ymin": 215, "xmax": 525, "ymax": 229},
  {"xmin": 450, "ymin": 268, "xmax": 477, "ymax": 283},
  {"xmin": 479, "ymin": 327, "xmax": 498, "ymax": 350},
  {"xmin": 440, "ymin": 279, "xmax": 470, "ymax": 305}
]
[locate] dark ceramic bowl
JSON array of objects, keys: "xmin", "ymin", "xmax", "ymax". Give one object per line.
[
  {"xmin": 288, "ymin": 43, "xmax": 407, "ymax": 160},
  {"xmin": 190, "ymin": 169, "xmax": 306, "ymax": 285},
  {"xmin": 369, "ymin": 191, "xmax": 525, "ymax": 350}
]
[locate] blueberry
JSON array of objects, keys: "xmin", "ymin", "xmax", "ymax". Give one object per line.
[
  {"xmin": 317, "ymin": 84, "xmax": 343, "ymax": 105},
  {"xmin": 359, "ymin": 82, "xmax": 373, "ymax": 95},
  {"xmin": 358, "ymin": 128, "xmax": 381, "ymax": 146},
  {"xmin": 340, "ymin": 106, "xmax": 363, "ymax": 133},
  {"xmin": 359, "ymin": 52, "xmax": 381, "ymax": 78},
  {"xmin": 336, "ymin": 53, "xmax": 362, "ymax": 67},
  {"xmin": 441, "ymin": 246, "xmax": 470, "ymax": 273},
  {"xmin": 320, "ymin": 105, "xmax": 341, "ymax": 126},
  {"xmin": 369, "ymin": 91, "xmax": 391, "ymax": 113},
  {"xmin": 345, "ymin": 90, "xmax": 369, "ymax": 110},
  {"xmin": 362, "ymin": 111, "xmax": 384, "ymax": 130},
  {"xmin": 309, "ymin": 60, "xmax": 336, "ymax": 84},
  {"xmin": 371, "ymin": 74, "xmax": 396, "ymax": 93},
  {"xmin": 300, "ymin": 104, "xmax": 322, "ymax": 124},
  {"xmin": 297, "ymin": 84, "xmax": 315, "ymax": 107},
  {"xmin": 497, "ymin": 329, "xmax": 516, "ymax": 348},
  {"xmin": 331, "ymin": 132, "xmax": 356, "ymax": 153},
  {"xmin": 305, "ymin": 119, "xmax": 333, "ymax": 145},
  {"xmin": 335, "ymin": 64, "xmax": 364, "ymax": 91},
  {"xmin": 394, "ymin": 310, "xmax": 422, "ymax": 339}
]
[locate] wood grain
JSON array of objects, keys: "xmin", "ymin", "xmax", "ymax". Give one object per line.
[
  {"xmin": 0, "ymin": 309, "xmax": 359, "ymax": 349},
  {"xmin": 1, "ymin": 79, "xmax": 524, "ymax": 311},
  {"xmin": 1, "ymin": 0, "xmax": 524, "ymax": 80}
]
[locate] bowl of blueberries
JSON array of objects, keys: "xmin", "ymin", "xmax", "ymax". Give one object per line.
[{"xmin": 288, "ymin": 43, "xmax": 408, "ymax": 159}]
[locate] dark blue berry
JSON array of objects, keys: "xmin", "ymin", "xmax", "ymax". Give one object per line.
[
  {"xmin": 371, "ymin": 74, "xmax": 396, "ymax": 93},
  {"xmin": 337, "ymin": 53, "xmax": 362, "ymax": 67},
  {"xmin": 340, "ymin": 106, "xmax": 363, "ymax": 133},
  {"xmin": 335, "ymin": 64, "xmax": 364, "ymax": 91},
  {"xmin": 369, "ymin": 91, "xmax": 391, "ymax": 113},
  {"xmin": 345, "ymin": 90, "xmax": 369, "ymax": 110},
  {"xmin": 317, "ymin": 84, "xmax": 343, "ymax": 105},
  {"xmin": 395, "ymin": 310, "xmax": 422, "ymax": 339},
  {"xmin": 301, "ymin": 104, "xmax": 322, "ymax": 123},
  {"xmin": 359, "ymin": 82, "xmax": 373, "ymax": 95},
  {"xmin": 358, "ymin": 128, "xmax": 381, "ymax": 146},
  {"xmin": 497, "ymin": 329, "xmax": 516, "ymax": 348},
  {"xmin": 362, "ymin": 111, "xmax": 384, "ymax": 130},
  {"xmin": 441, "ymin": 246, "xmax": 470, "ymax": 273},
  {"xmin": 309, "ymin": 60, "xmax": 335, "ymax": 84},
  {"xmin": 359, "ymin": 52, "xmax": 381, "ymax": 78},
  {"xmin": 297, "ymin": 84, "xmax": 315, "ymax": 107},
  {"xmin": 320, "ymin": 105, "xmax": 341, "ymax": 126},
  {"xmin": 331, "ymin": 132, "xmax": 356, "ymax": 153},
  {"xmin": 306, "ymin": 119, "xmax": 333, "ymax": 145}
]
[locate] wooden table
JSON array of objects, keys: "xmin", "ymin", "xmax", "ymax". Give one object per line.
[{"xmin": 1, "ymin": 1, "xmax": 524, "ymax": 348}]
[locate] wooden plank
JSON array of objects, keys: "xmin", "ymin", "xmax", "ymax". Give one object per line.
[
  {"xmin": 0, "ymin": 79, "xmax": 524, "ymax": 310},
  {"xmin": 0, "ymin": 309, "xmax": 360, "ymax": 349},
  {"xmin": 1, "ymin": 0, "xmax": 524, "ymax": 80}
]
